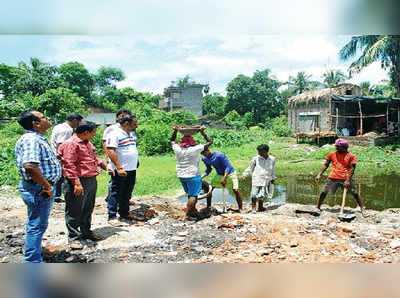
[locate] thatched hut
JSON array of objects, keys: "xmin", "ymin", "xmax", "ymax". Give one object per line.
[
  {"xmin": 287, "ymin": 84, "xmax": 400, "ymax": 145},
  {"xmin": 288, "ymin": 84, "xmax": 361, "ymax": 134}
]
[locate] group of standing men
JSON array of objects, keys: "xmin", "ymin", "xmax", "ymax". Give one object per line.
[{"xmin": 15, "ymin": 109, "xmax": 139, "ymax": 262}]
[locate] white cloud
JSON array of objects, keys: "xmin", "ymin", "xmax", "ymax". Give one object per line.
[
  {"xmin": 2, "ymin": 34, "xmax": 389, "ymax": 95},
  {"xmin": 348, "ymin": 62, "xmax": 389, "ymax": 86}
]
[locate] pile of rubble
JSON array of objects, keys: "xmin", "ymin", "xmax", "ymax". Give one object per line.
[{"xmin": 1, "ymin": 190, "xmax": 399, "ymax": 263}]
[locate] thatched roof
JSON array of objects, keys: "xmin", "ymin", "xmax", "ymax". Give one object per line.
[{"xmin": 288, "ymin": 83, "xmax": 360, "ymax": 106}]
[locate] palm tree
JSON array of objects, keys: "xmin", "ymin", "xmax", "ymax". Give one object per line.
[
  {"xmin": 339, "ymin": 35, "xmax": 400, "ymax": 97},
  {"xmin": 288, "ymin": 71, "xmax": 313, "ymax": 94},
  {"xmin": 360, "ymin": 81, "xmax": 371, "ymax": 96},
  {"xmin": 322, "ymin": 69, "xmax": 347, "ymax": 87}
]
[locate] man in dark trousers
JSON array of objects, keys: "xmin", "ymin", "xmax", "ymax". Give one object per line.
[
  {"xmin": 15, "ymin": 111, "xmax": 62, "ymax": 262},
  {"xmin": 315, "ymin": 138, "xmax": 365, "ymax": 215},
  {"xmin": 106, "ymin": 115, "xmax": 139, "ymax": 226},
  {"xmin": 58, "ymin": 121, "xmax": 107, "ymax": 248}
]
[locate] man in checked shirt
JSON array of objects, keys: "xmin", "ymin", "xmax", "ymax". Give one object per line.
[{"xmin": 15, "ymin": 111, "xmax": 62, "ymax": 263}]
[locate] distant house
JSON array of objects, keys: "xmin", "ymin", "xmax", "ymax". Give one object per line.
[
  {"xmin": 287, "ymin": 83, "xmax": 400, "ymax": 145},
  {"xmin": 85, "ymin": 112, "xmax": 116, "ymax": 126},
  {"xmin": 159, "ymin": 83, "xmax": 206, "ymax": 116}
]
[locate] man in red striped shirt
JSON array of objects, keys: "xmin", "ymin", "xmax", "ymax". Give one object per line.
[{"xmin": 58, "ymin": 121, "xmax": 107, "ymax": 247}]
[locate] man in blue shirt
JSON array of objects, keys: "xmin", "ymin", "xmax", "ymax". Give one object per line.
[
  {"xmin": 15, "ymin": 110, "xmax": 62, "ymax": 263},
  {"xmin": 201, "ymin": 149, "xmax": 243, "ymax": 211}
]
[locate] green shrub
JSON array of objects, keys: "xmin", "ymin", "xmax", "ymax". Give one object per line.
[
  {"xmin": 101, "ymin": 99, "xmax": 118, "ymax": 112},
  {"xmin": 0, "ymin": 93, "xmax": 34, "ymax": 118},
  {"xmin": 223, "ymin": 110, "xmax": 244, "ymax": 129},
  {"xmin": 269, "ymin": 115, "xmax": 293, "ymax": 137},
  {"xmin": 91, "ymin": 125, "xmax": 106, "ymax": 151},
  {"xmin": 0, "ymin": 122, "xmax": 24, "ymax": 185},
  {"xmin": 136, "ymin": 124, "xmax": 172, "ymax": 155}
]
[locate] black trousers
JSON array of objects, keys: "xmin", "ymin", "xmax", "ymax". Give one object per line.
[
  {"xmin": 65, "ymin": 177, "xmax": 97, "ymax": 240},
  {"xmin": 107, "ymin": 170, "xmax": 136, "ymax": 220}
]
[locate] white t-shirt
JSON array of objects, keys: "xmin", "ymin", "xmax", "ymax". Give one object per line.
[
  {"xmin": 102, "ymin": 123, "xmax": 120, "ymax": 141},
  {"xmin": 106, "ymin": 127, "xmax": 138, "ymax": 171},
  {"xmin": 50, "ymin": 122, "xmax": 73, "ymax": 153},
  {"xmin": 172, "ymin": 144, "xmax": 205, "ymax": 178}
]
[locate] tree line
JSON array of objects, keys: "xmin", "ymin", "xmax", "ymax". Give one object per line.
[
  {"xmin": 0, "ymin": 58, "xmax": 161, "ymax": 121},
  {"xmin": 1, "ymin": 35, "xmax": 398, "ymax": 125}
]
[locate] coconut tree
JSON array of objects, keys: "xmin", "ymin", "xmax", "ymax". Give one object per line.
[
  {"xmin": 288, "ymin": 71, "xmax": 313, "ymax": 94},
  {"xmin": 339, "ymin": 35, "xmax": 400, "ymax": 97},
  {"xmin": 322, "ymin": 69, "xmax": 347, "ymax": 87},
  {"xmin": 360, "ymin": 81, "xmax": 371, "ymax": 96}
]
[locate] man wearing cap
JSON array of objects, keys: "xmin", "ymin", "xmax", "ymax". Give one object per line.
[{"xmin": 315, "ymin": 138, "xmax": 365, "ymax": 215}]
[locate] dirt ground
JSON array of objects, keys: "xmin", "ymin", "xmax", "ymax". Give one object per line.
[{"xmin": 1, "ymin": 185, "xmax": 400, "ymax": 263}]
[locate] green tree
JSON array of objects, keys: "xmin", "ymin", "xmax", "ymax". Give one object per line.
[
  {"xmin": 339, "ymin": 35, "xmax": 400, "ymax": 97},
  {"xmin": 322, "ymin": 69, "xmax": 347, "ymax": 87},
  {"xmin": 202, "ymin": 93, "xmax": 226, "ymax": 116},
  {"xmin": 0, "ymin": 64, "xmax": 23, "ymax": 98},
  {"xmin": 95, "ymin": 66, "xmax": 125, "ymax": 89},
  {"xmin": 58, "ymin": 62, "xmax": 93, "ymax": 102},
  {"xmin": 225, "ymin": 69, "xmax": 283, "ymax": 123},
  {"xmin": 121, "ymin": 88, "xmax": 160, "ymax": 108},
  {"xmin": 176, "ymin": 75, "xmax": 194, "ymax": 88},
  {"xmin": 17, "ymin": 58, "xmax": 63, "ymax": 96},
  {"xmin": 31, "ymin": 87, "xmax": 87, "ymax": 122}
]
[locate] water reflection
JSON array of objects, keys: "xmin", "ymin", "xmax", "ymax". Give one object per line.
[{"xmin": 178, "ymin": 174, "xmax": 400, "ymax": 211}]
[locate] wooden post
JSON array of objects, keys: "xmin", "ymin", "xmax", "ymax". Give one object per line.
[
  {"xmin": 358, "ymin": 101, "xmax": 363, "ymax": 135},
  {"xmin": 398, "ymin": 106, "xmax": 400, "ymax": 136},
  {"xmin": 386, "ymin": 103, "xmax": 389, "ymax": 134},
  {"xmin": 335, "ymin": 108, "xmax": 339, "ymax": 132}
]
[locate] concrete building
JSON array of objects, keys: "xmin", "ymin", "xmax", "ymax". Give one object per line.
[{"xmin": 159, "ymin": 84, "xmax": 206, "ymax": 116}]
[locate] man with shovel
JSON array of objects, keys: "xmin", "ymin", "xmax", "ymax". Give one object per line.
[
  {"xmin": 200, "ymin": 149, "xmax": 243, "ymax": 212},
  {"xmin": 315, "ymin": 138, "xmax": 365, "ymax": 216}
]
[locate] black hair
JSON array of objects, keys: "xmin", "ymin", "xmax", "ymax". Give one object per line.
[
  {"xmin": 116, "ymin": 109, "xmax": 132, "ymax": 118},
  {"xmin": 257, "ymin": 144, "xmax": 269, "ymax": 152},
  {"xmin": 118, "ymin": 115, "xmax": 136, "ymax": 125},
  {"xmin": 76, "ymin": 121, "xmax": 97, "ymax": 134},
  {"xmin": 17, "ymin": 111, "xmax": 40, "ymax": 130},
  {"xmin": 66, "ymin": 114, "xmax": 83, "ymax": 121}
]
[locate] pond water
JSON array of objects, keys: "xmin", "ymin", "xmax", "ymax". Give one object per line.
[{"xmin": 178, "ymin": 174, "xmax": 400, "ymax": 211}]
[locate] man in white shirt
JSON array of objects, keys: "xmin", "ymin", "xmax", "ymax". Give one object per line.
[
  {"xmin": 106, "ymin": 115, "xmax": 139, "ymax": 225},
  {"xmin": 102, "ymin": 109, "xmax": 132, "ymax": 152},
  {"xmin": 102, "ymin": 109, "xmax": 132, "ymax": 204},
  {"xmin": 51, "ymin": 114, "xmax": 83, "ymax": 202},
  {"xmin": 242, "ymin": 144, "xmax": 276, "ymax": 213},
  {"xmin": 170, "ymin": 125, "xmax": 212, "ymax": 220}
]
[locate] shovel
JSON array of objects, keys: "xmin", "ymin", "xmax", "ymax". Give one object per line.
[
  {"xmin": 267, "ymin": 182, "xmax": 274, "ymax": 200},
  {"xmin": 338, "ymin": 187, "xmax": 356, "ymax": 222},
  {"xmin": 221, "ymin": 187, "xmax": 227, "ymax": 213}
]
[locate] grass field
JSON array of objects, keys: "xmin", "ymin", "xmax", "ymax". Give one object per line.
[{"xmin": 96, "ymin": 136, "xmax": 400, "ymax": 197}]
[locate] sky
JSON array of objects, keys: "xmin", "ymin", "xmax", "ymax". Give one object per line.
[{"xmin": 0, "ymin": 1, "xmax": 394, "ymax": 95}]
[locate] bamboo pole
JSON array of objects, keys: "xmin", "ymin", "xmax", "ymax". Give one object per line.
[{"xmin": 358, "ymin": 101, "xmax": 363, "ymax": 135}]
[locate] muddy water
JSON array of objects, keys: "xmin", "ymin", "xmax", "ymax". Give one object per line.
[{"xmin": 178, "ymin": 174, "xmax": 400, "ymax": 211}]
